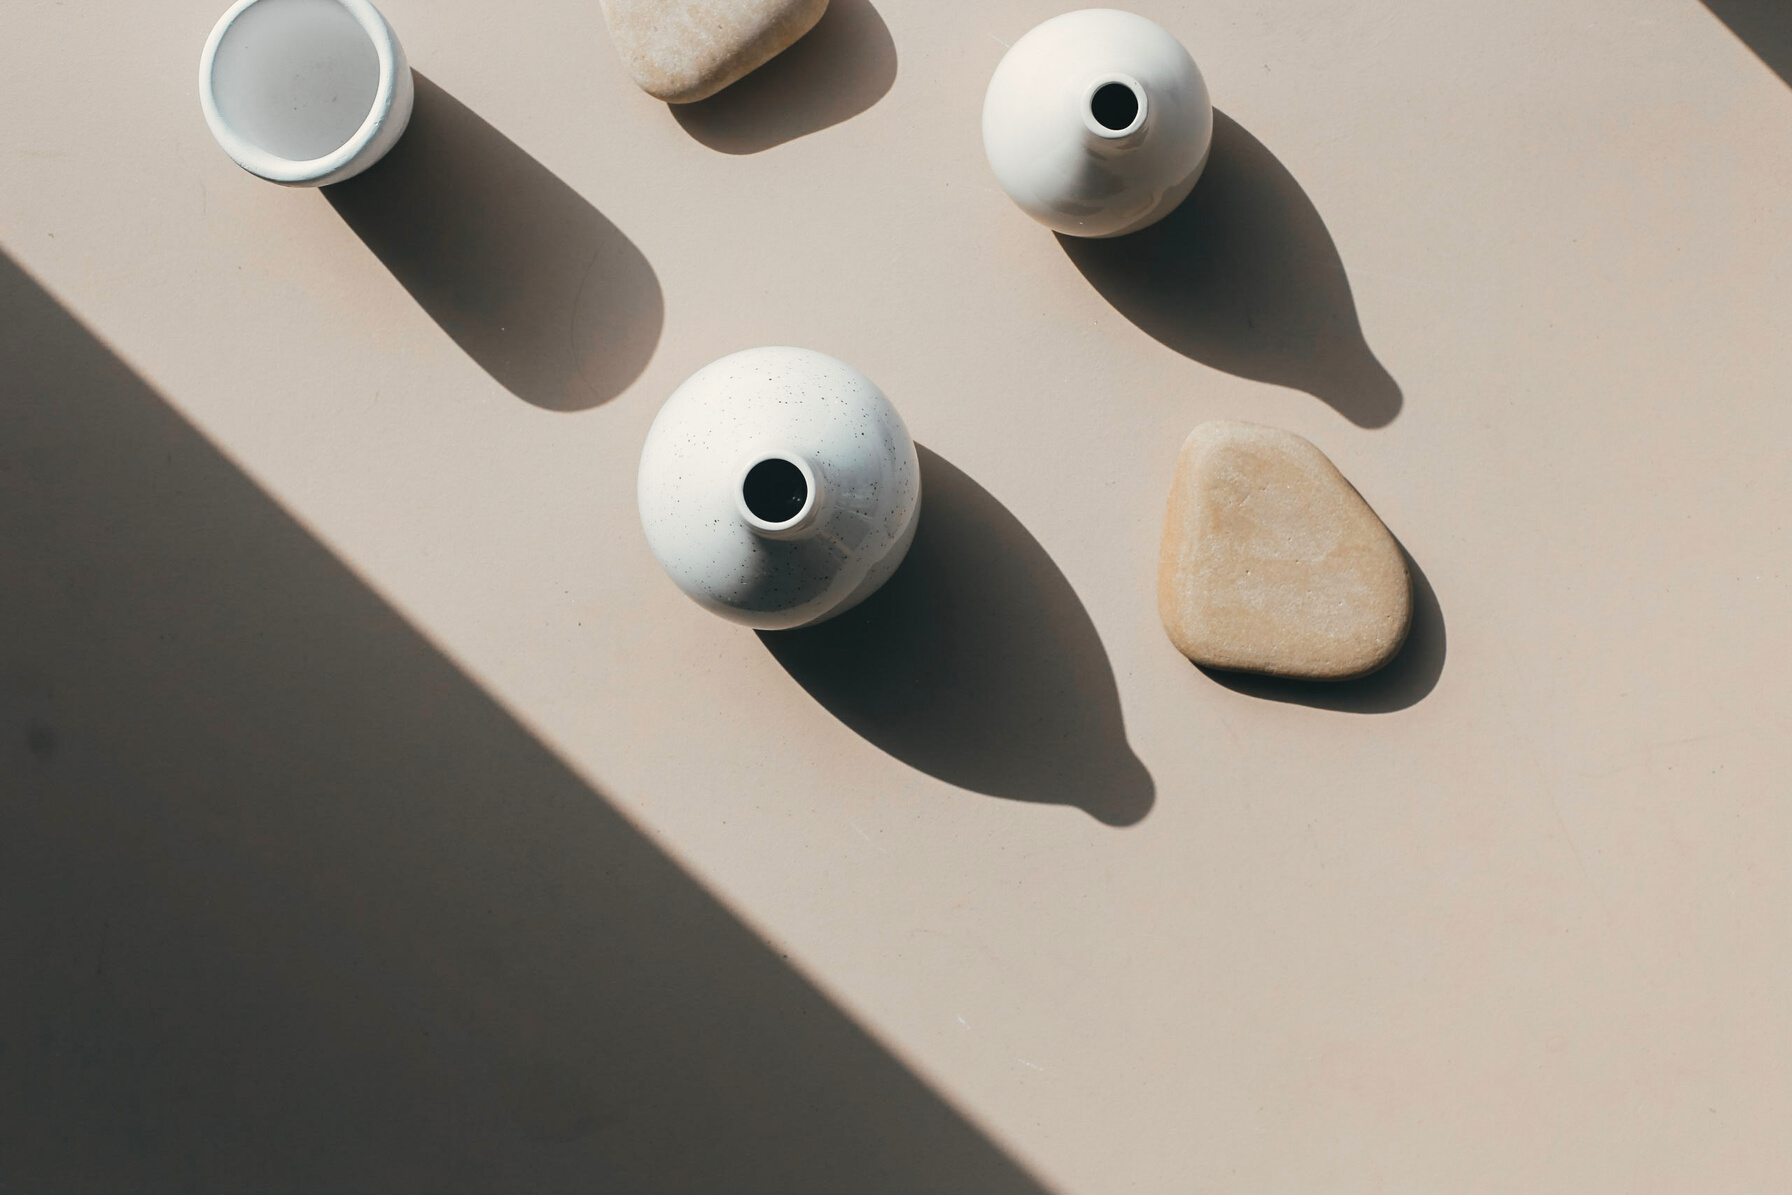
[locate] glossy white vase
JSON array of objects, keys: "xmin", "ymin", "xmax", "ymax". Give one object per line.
[
  {"xmin": 982, "ymin": 8, "xmax": 1213, "ymax": 238},
  {"xmin": 200, "ymin": 0, "xmax": 414, "ymax": 186},
  {"xmin": 638, "ymin": 347, "xmax": 922, "ymax": 630}
]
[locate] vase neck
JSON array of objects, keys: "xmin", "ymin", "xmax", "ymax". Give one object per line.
[
  {"xmin": 1081, "ymin": 73, "xmax": 1149, "ymax": 148},
  {"xmin": 735, "ymin": 452, "xmax": 823, "ymax": 540}
]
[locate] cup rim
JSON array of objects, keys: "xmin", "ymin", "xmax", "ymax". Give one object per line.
[{"xmin": 198, "ymin": 0, "xmax": 401, "ymax": 184}]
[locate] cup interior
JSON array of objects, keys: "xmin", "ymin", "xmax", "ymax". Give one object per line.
[{"xmin": 210, "ymin": 0, "xmax": 380, "ymax": 162}]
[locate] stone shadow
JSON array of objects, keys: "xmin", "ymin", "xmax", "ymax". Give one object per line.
[
  {"xmin": 760, "ymin": 447, "xmax": 1155, "ymax": 826},
  {"xmin": 1198, "ymin": 545, "xmax": 1446, "ymax": 713},
  {"xmin": 671, "ymin": 0, "xmax": 897, "ymax": 154},
  {"xmin": 0, "ymin": 249, "xmax": 1039, "ymax": 1193},
  {"xmin": 1060, "ymin": 110, "xmax": 1401, "ymax": 428},
  {"xmin": 326, "ymin": 74, "xmax": 662, "ymax": 411}
]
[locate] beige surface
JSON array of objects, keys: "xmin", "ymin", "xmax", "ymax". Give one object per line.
[
  {"xmin": 3, "ymin": 0, "xmax": 1791, "ymax": 1190},
  {"xmin": 1159, "ymin": 420, "xmax": 1412, "ymax": 679}
]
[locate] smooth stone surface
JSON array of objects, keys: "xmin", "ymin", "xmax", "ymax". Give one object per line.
[
  {"xmin": 600, "ymin": 0, "xmax": 830, "ymax": 103},
  {"xmin": 1158, "ymin": 420, "xmax": 1411, "ymax": 680}
]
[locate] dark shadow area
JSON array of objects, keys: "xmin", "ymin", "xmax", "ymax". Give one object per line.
[
  {"xmin": 0, "ymin": 250, "xmax": 1041, "ymax": 1192},
  {"xmin": 1198, "ymin": 546, "xmax": 1445, "ymax": 713},
  {"xmin": 759, "ymin": 447, "xmax": 1154, "ymax": 826},
  {"xmin": 325, "ymin": 74, "xmax": 662, "ymax": 411},
  {"xmin": 1701, "ymin": 0, "xmax": 1792, "ymax": 86},
  {"xmin": 1059, "ymin": 110, "xmax": 1402, "ymax": 428},
  {"xmin": 671, "ymin": 0, "xmax": 897, "ymax": 154}
]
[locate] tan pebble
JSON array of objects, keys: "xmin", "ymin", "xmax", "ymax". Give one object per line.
[
  {"xmin": 600, "ymin": 0, "xmax": 830, "ymax": 104},
  {"xmin": 1158, "ymin": 420, "xmax": 1411, "ymax": 680}
]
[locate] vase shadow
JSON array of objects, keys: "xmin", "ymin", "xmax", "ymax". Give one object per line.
[
  {"xmin": 1059, "ymin": 110, "xmax": 1401, "ymax": 429},
  {"xmin": 671, "ymin": 0, "xmax": 897, "ymax": 154},
  {"xmin": 1699, "ymin": 0, "xmax": 1792, "ymax": 86},
  {"xmin": 1198, "ymin": 545, "xmax": 1445, "ymax": 712},
  {"xmin": 760, "ymin": 446, "xmax": 1154, "ymax": 826},
  {"xmin": 325, "ymin": 73, "xmax": 663, "ymax": 411},
  {"xmin": 0, "ymin": 248, "xmax": 1040, "ymax": 1192}
]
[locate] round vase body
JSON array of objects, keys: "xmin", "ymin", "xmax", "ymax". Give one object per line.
[
  {"xmin": 982, "ymin": 8, "xmax": 1213, "ymax": 238},
  {"xmin": 200, "ymin": 0, "xmax": 414, "ymax": 187},
  {"xmin": 638, "ymin": 347, "xmax": 922, "ymax": 631}
]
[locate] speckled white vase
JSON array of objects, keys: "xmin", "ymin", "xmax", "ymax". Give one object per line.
[
  {"xmin": 982, "ymin": 8, "xmax": 1213, "ymax": 238},
  {"xmin": 199, "ymin": 0, "xmax": 413, "ymax": 186},
  {"xmin": 638, "ymin": 347, "xmax": 922, "ymax": 631}
]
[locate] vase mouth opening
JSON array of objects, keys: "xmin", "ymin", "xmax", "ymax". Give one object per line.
[
  {"xmin": 1083, "ymin": 74, "xmax": 1146, "ymax": 139},
  {"xmin": 200, "ymin": 0, "xmax": 399, "ymax": 180},
  {"xmin": 737, "ymin": 453, "xmax": 820, "ymax": 537}
]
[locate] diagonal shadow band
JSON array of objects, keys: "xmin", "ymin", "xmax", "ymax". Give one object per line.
[
  {"xmin": 1699, "ymin": 0, "xmax": 1792, "ymax": 86},
  {"xmin": 1060, "ymin": 110, "xmax": 1402, "ymax": 429},
  {"xmin": 0, "ymin": 250, "xmax": 1041, "ymax": 1192},
  {"xmin": 670, "ymin": 0, "xmax": 897, "ymax": 154},
  {"xmin": 760, "ymin": 447, "xmax": 1155, "ymax": 826},
  {"xmin": 325, "ymin": 74, "xmax": 662, "ymax": 412},
  {"xmin": 1198, "ymin": 545, "xmax": 1446, "ymax": 713}
]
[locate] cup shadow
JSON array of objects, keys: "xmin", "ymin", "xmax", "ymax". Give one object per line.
[
  {"xmin": 1059, "ymin": 110, "xmax": 1401, "ymax": 429},
  {"xmin": 671, "ymin": 0, "xmax": 897, "ymax": 154},
  {"xmin": 325, "ymin": 74, "xmax": 663, "ymax": 411},
  {"xmin": 1198, "ymin": 545, "xmax": 1445, "ymax": 712},
  {"xmin": 1700, "ymin": 0, "xmax": 1792, "ymax": 85},
  {"xmin": 759, "ymin": 446, "xmax": 1155, "ymax": 826}
]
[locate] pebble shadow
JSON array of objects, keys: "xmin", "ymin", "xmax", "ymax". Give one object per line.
[
  {"xmin": 1060, "ymin": 110, "xmax": 1402, "ymax": 428},
  {"xmin": 760, "ymin": 446, "xmax": 1155, "ymax": 826},
  {"xmin": 671, "ymin": 0, "xmax": 897, "ymax": 154},
  {"xmin": 325, "ymin": 73, "xmax": 663, "ymax": 411},
  {"xmin": 1198, "ymin": 545, "xmax": 1446, "ymax": 713}
]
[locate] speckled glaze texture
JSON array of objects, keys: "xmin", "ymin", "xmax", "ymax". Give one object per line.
[
  {"xmin": 983, "ymin": 8, "xmax": 1213, "ymax": 238},
  {"xmin": 638, "ymin": 347, "xmax": 921, "ymax": 630}
]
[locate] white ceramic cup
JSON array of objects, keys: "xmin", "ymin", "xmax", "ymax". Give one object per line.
[{"xmin": 199, "ymin": 0, "xmax": 414, "ymax": 186}]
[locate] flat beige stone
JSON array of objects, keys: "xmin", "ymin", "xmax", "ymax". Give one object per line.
[
  {"xmin": 600, "ymin": 0, "xmax": 830, "ymax": 104},
  {"xmin": 1159, "ymin": 421, "xmax": 1411, "ymax": 680}
]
